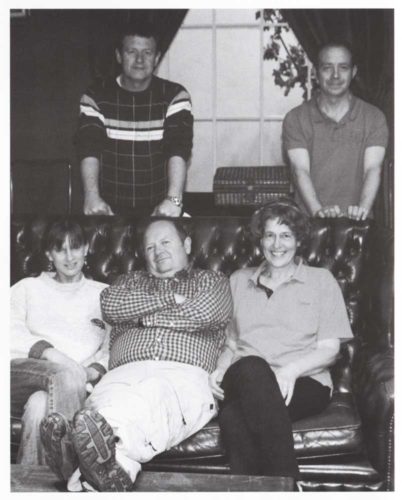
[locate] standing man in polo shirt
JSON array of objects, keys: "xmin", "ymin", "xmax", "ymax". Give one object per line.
[
  {"xmin": 40, "ymin": 218, "xmax": 232, "ymax": 492},
  {"xmin": 282, "ymin": 41, "xmax": 388, "ymax": 220},
  {"xmin": 76, "ymin": 21, "xmax": 193, "ymax": 215}
]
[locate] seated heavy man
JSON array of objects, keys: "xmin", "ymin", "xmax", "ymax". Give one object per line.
[{"xmin": 40, "ymin": 218, "xmax": 232, "ymax": 492}]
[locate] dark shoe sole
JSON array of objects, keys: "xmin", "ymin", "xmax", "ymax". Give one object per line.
[
  {"xmin": 40, "ymin": 412, "xmax": 78, "ymax": 481},
  {"xmin": 73, "ymin": 409, "xmax": 133, "ymax": 492}
]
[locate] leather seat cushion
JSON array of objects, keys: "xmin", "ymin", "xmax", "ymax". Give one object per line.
[
  {"xmin": 10, "ymin": 393, "xmax": 362, "ymax": 463},
  {"xmin": 159, "ymin": 393, "xmax": 363, "ymax": 460}
]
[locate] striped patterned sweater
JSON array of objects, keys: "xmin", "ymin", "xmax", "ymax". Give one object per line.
[{"xmin": 76, "ymin": 75, "xmax": 193, "ymax": 209}]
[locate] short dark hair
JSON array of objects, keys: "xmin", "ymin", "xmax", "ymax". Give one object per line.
[
  {"xmin": 250, "ymin": 198, "xmax": 310, "ymax": 249},
  {"xmin": 315, "ymin": 40, "xmax": 355, "ymax": 68},
  {"xmin": 137, "ymin": 217, "xmax": 190, "ymax": 255},
  {"xmin": 116, "ymin": 20, "xmax": 160, "ymax": 53},
  {"xmin": 43, "ymin": 219, "xmax": 87, "ymax": 253}
]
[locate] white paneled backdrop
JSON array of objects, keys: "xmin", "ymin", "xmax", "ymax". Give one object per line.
[{"xmin": 157, "ymin": 9, "xmax": 306, "ymax": 192}]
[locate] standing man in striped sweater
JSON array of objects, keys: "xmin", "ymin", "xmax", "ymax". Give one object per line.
[{"xmin": 76, "ymin": 21, "xmax": 193, "ymax": 216}]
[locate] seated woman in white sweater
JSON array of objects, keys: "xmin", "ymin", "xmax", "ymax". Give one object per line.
[{"xmin": 10, "ymin": 219, "xmax": 110, "ymax": 471}]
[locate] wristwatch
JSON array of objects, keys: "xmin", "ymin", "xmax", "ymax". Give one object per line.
[{"xmin": 166, "ymin": 195, "xmax": 183, "ymax": 208}]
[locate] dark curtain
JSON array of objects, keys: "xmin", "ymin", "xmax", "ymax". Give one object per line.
[
  {"xmin": 282, "ymin": 9, "xmax": 394, "ymax": 228},
  {"xmin": 87, "ymin": 9, "xmax": 188, "ymax": 80}
]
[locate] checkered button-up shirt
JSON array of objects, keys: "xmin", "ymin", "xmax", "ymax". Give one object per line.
[
  {"xmin": 100, "ymin": 268, "xmax": 232, "ymax": 374},
  {"xmin": 76, "ymin": 75, "xmax": 193, "ymax": 209}
]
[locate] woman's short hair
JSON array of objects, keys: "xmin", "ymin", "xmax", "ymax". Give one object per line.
[
  {"xmin": 250, "ymin": 198, "xmax": 311, "ymax": 247},
  {"xmin": 43, "ymin": 219, "xmax": 87, "ymax": 253}
]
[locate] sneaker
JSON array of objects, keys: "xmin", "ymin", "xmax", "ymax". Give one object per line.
[
  {"xmin": 40, "ymin": 412, "xmax": 78, "ymax": 481},
  {"xmin": 72, "ymin": 409, "xmax": 133, "ymax": 492}
]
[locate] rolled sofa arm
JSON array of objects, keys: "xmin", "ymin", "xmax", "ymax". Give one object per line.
[{"xmin": 354, "ymin": 347, "xmax": 394, "ymax": 490}]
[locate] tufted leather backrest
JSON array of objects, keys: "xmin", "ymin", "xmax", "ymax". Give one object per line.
[{"xmin": 11, "ymin": 215, "xmax": 392, "ymax": 389}]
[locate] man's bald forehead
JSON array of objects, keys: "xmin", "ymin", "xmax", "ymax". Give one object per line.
[
  {"xmin": 144, "ymin": 219, "xmax": 179, "ymax": 239},
  {"xmin": 316, "ymin": 43, "xmax": 354, "ymax": 67},
  {"xmin": 141, "ymin": 218, "xmax": 188, "ymax": 246}
]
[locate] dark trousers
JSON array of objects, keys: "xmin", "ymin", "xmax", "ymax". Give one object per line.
[{"xmin": 218, "ymin": 356, "xmax": 331, "ymax": 479}]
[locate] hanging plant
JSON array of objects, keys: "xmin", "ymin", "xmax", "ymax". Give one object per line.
[{"xmin": 256, "ymin": 9, "xmax": 317, "ymax": 99}]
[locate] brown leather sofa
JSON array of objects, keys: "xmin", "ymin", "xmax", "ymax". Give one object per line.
[{"xmin": 10, "ymin": 215, "xmax": 394, "ymax": 491}]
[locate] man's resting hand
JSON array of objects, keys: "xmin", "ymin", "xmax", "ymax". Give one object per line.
[
  {"xmin": 152, "ymin": 199, "xmax": 182, "ymax": 217},
  {"xmin": 315, "ymin": 205, "xmax": 342, "ymax": 218},
  {"xmin": 83, "ymin": 193, "xmax": 114, "ymax": 215},
  {"xmin": 347, "ymin": 205, "xmax": 368, "ymax": 220}
]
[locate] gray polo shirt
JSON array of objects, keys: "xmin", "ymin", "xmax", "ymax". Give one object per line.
[
  {"xmin": 283, "ymin": 94, "xmax": 389, "ymax": 214},
  {"xmin": 228, "ymin": 261, "xmax": 353, "ymax": 389}
]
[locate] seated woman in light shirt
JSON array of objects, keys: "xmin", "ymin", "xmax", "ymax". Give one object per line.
[
  {"xmin": 10, "ymin": 219, "xmax": 110, "ymax": 475},
  {"xmin": 209, "ymin": 199, "xmax": 353, "ymax": 480}
]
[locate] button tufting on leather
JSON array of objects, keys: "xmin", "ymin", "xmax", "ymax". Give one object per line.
[{"xmin": 10, "ymin": 215, "xmax": 392, "ymax": 486}]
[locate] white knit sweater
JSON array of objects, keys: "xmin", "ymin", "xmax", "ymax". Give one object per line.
[{"xmin": 10, "ymin": 272, "xmax": 109, "ymax": 368}]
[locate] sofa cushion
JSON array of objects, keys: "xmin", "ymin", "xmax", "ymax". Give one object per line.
[
  {"xmin": 159, "ymin": 393, "xmax": 362, "ymax": 460},
  {"xmin": 292, "ymin": 393, "xmax": 363, "ymax": 457},
  {"xmin": 10, "ymin": 392, "xmax": 362, "ymax": 465}
]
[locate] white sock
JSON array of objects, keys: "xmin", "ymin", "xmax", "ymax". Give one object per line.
[
  {"xmin": 116, "ymin": 449, "xmax": 142, "ymax": 483},
  {"xmin": 67, "ymin": 468, "xmax": 84, "ymax": 492},
  {"xmin": 67, "ymin": 467, "xmax": 98, "ymax": 492}
]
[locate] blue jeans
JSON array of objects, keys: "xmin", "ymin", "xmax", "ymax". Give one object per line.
[{"xmin": 11, "ymin": 358, "xmax": 87, "ymax": 465}]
